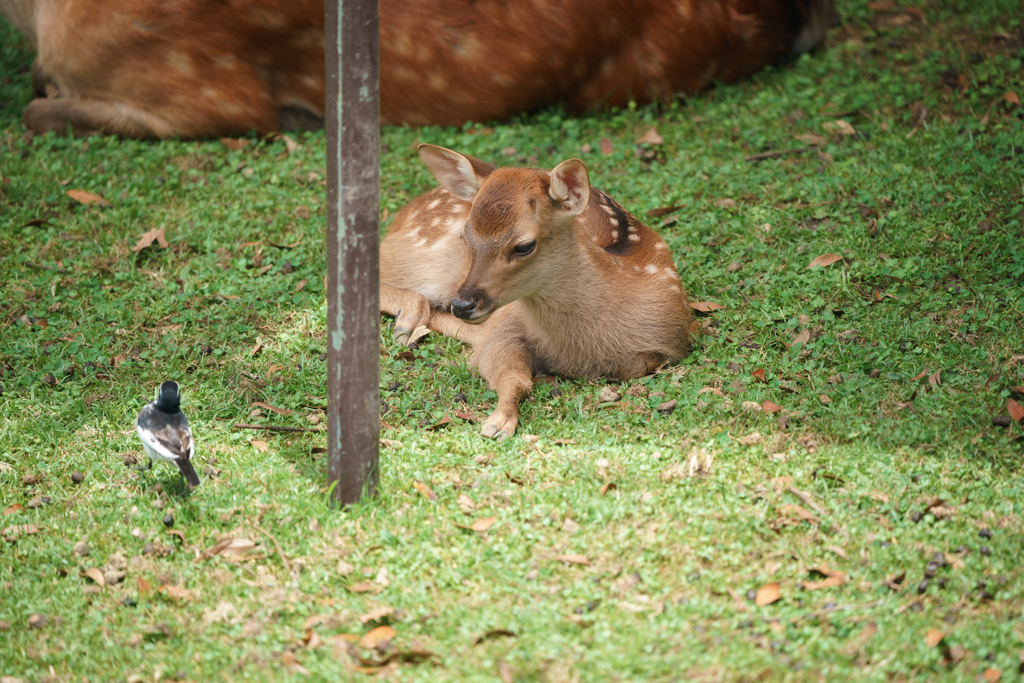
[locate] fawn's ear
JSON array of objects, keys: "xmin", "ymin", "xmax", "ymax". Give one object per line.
[
  {"xmin": 418, "ymin": 144, "xmax": 495, "ymax": 201},
  {"xmin": 548, "ymin": 159, "xmax": 590, "ymax": 215}
]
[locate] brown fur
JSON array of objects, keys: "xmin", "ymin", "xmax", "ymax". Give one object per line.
[
  {"xmin": 380, "ymin": 145, "xmax": 693, "ymax": 438},
  {"xmin": 3, "ymin": 0, "xmax": 832, "ymax": 138}
]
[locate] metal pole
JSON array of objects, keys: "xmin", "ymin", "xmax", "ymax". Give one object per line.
[{"xmin": 326, "ymin": 0, "xmax": 380, "ymax": 506}]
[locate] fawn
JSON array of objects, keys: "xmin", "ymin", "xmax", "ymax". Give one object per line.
[
  {"xmin": 3, "ymin": 0, "xmax": 832, "ymax": 139},
  {"xmin": 380, "ymin": 145, "xmax": 694, "ymax": 438}
]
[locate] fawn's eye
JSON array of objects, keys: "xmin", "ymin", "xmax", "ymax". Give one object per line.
[{"xmin": 512, "ymin": 240, "xmax": 536, "ymax": 256}]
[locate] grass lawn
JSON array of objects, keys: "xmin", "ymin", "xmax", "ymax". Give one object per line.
[{"xmin": 2, "ymin": 1, "xmax": 1024, "ymax": 680}]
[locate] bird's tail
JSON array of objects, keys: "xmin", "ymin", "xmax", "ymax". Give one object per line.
[{"xmin": 177, "ymin": 459, "xmax": 201, "ymax": 487}]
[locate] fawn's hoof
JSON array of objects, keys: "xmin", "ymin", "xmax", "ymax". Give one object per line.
[{"xmin": 480, "ymin": 412, "xmax": 517, "ymax": 440}]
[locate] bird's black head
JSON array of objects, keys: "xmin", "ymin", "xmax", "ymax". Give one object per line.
[{"xmin": 154, "ymin": 381, "xmax": 181, "ymax": 413}]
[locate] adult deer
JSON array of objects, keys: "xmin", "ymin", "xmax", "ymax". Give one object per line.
[
  {"xmin": 1, "ymin": 0, "xmax": 833, "ymax": 138},
  {"xmin": 380, "ymin": 145, "xmax": 694, "ymax": 438}
]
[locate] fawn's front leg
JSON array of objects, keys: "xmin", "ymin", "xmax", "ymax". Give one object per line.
[
  {"xmin": 379, "ymin": 283, "xmax": 432, "ymax": 346},
  {"xmin": 475, "ymin": 335, "xmax": 534, "ymax": 439}
]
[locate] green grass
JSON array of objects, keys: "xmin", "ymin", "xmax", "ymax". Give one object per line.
[{"xmin": 2, "ymin": 1, "xmax": 1024, "ymax": 681}]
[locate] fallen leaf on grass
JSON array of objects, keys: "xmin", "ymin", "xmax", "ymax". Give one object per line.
[
  {"xmin": 359, "ymin": 607, "xmax": 395, "ymax": 625},
  {"xmin": 690, "ymin": 301, "xmax": 725, "ymax": 313},
  {"xmin": 250, "ymin": 440, "xmax": 269, "ymax": 452},
  {"xmin": 499, "ymin": 661, "xmax": 514, "ymax": 683},
  {"xmin": 795, "ymin": 133, "xmax": 826, "ymax": 146},
  {"xmin": 1005, "ymin": 91, "xmax": 1020, "ymax": 106},
  {"xmin": 600, "ymin": 482, "xmax": 617, "ymax": 496},
  {"xmin": 413, "ymin": 482, "xmax": 437, "ymax": 501},
  {"xmin": 166, "ymin": 529, "xmax": 186, "ymax": 544},
  {"xmin": 83, "ymin": 567, "xmax": 105, "ymax": 587},
  {"xmin": 281, "ymin": 650, "xmax": 311, "ymax": 675},
  {"xmin": 822, "ymin": 120, "xmax": 856, "ymax": 136},
  {"xmin": 761, "ymin": 400, "xmax": 782, "ymax": 413},
  {"xmin": 636, "ymin": 127, "xmax": 663, "ymax": 145},
  {"xmin": 251, "ymin": 342, "xmax": 263, "ymax": 356},
  {"xmin": 2, "ymin": 524, "xmax": 39, "ymax": 540},
  {"xmin": 808, "ymin": 253, "xmax": 844, "ymax": 269},
  {"xmin": 66, "ymin": 189, "xmax": 111, "ymax": 206},
  {"xmin": 786, "ymin": 328, "xmax": 811, "ymax": 350},
  {"xmin": 475, "ymin": 629, "xmax": 517, "ymax": 644},
  {"xmin": 925, "ymin": 628, "xmax": 944, "ymax": 647},
  {"xmin": 345, "ymin": 582, "xmax": 380, "ymax": 594},
  {"xmin": 425, "ymin": 416, "xmax": 451, "ymax": 431},
  {"xmin": 928, "ymin": 370, "xmax": 941, "ymax": 388},
  {"xmin": 3, "ymin": 504, "xmax": 22, "ymax": 516},
  {"xmin": 159, "ymin": 584, "xmax": 193, "ymax": 601},
  {"xmin": 1008, "ymin": 399, "xmax": 1024, "ymax": 423},
  {"xmin": 868, "ymin": 0, "xmax": 894, "ymax": 10},
  {"xmin": 137, "ymin": 577, "xmax": 154, "ymax": 599},
  {"xmin": 554, "ymin": 553, "xmax": 590, "ymax": 566},
  {"xmin": 983, "ymin": 667, "xmax": 1003, "ymax": 682},
  {"xmin": 755, "ymin": 583, "xmax": 781, "ymax": 606},
  {"xmin": 295, "ymin": 278, "xmax": 308, "ymax": 292},
  {"xmin": 779, "ymin": 504, "xmax": 817, "ymax": 523},
  {"xmin": 599, "ymin": 138, "xmax": 613, "ymax": 155},
  {"xmin": 882, "ymin": 571, "xmax": 906, "ymax": 591},
  {"xmin": 252, "ymin": 401, "xmax": 293, "ymax": 415},
  {"xmin": 646, "ymin": 205, "xmax": 684, "ymax": 218},
  {"xmin": 751, "ymin": 369, "xmax": 766, "ymax": 382},
  {"xmin": 358, "ymin": 625, "xmax": 396, "ymax": 649},
  {"xmin": 221, "ymin": 137, "xmax": 249, "ymax": 151},
  {"xmin": 208, "ymin": 537, "xmax": 256, "ymax": 557},
  {"xmin": 801, "ymin": 569, "xmax": 848, "ymax": 590},
  {"xmin": 132, "ymin": 226, "xmax": 169, "ymax": 252},
  {"xmin": 302, "ymin": 614, "xmax": 333, "ymax": 631},
  {"xmin": 698, "ymin": 386, "xmax": 727, "ymax": 398},
  {"xmin": 469, "ymin": 516, "xmax": 496, "ymax": 532}
]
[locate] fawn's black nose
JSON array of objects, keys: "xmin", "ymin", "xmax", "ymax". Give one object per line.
[{"xmin": 451, "ymin": 298, "xmax": 475, "ymax": 320}]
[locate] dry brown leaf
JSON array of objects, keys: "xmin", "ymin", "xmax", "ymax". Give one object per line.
[
  {"xmin": 251, "ymin": 440, "xmax": 269, "ymax": 452},
  {"xmin": 167, "ymin": 529, "xmax": 186, "ymax": 543},
  {"xmin": 761, "ymin": 400, "xmax": 782, "ymax": 414},
  {"xmin": 282, "ymin": 135, "xmax": 300, "ymax": 154},
  {"xmin": 66, "ymin": 189, "xmax": 111, "ymax": 206},
  {"xmin": 600, "ymin": 482, "xmax": 617, "ymax": 496},
  {"xmin": 555, "ymin": 553, "xmax": 590, "ymax": 566},
  {"xmin": 698, "ymin": 386, "xmax": 727, "ymax": 398},
  {"xmin": 822, "ymin": 120, "xmax": 856, "ymax": 136},
  {"xmin": 83, "ymin": 567, "xmax": 105, "ymax": 587},
  {"xmin": 159, "ymin": 584, "xmax": 193, "ymax": 601},
  {"xmin": 251, "ymin": 342, "xmax": 264, "ymax": 356},
  {"xmin": 924, "ymin": 628, "xmax": 944, "ymax": 647},
  {"xmin": 751, "ymin": 369, "xmax": 766, "ymax": 382},
  {"xmin": 2, "ymin": 523, "xmax": 39, "ymax": 539},
  {"xmin": 802, "ymin": 572, "xmax": 848, "ymax": 590},
  {"xmin": 689, "ymin": 301, "xmax": 725, "ymax": 313},
  {"xmin": 646, "ymin": 205, "xmax": 684, "ymax": 218},
  {"xmin": 3, "ymin": 504, "xmax": 22, "ymax": 516},
  {"xmin": 636, "ymin": 127, "xmax": 663, "ymax": 145},
  {"xmin": 755, "ymin": 583, "xmax": 781, "ymax": 606},
  {"xmin": 599, "ymin": 138, "xmax": 613, "ymax": 155},
  {"xmin": 221, "ymin": 137, "xmax": 249, "ymax": 151},
  {"xmin": 868, "ymin": 0, "xmax": 894, "ymax": 10},
  {"xmin": 1004, "ymin": 91, "xmax": 1020, "ymax": 106},
  {"xmin": 795, "ymin": 133, "xmax": 826, "ymax": 146},
  {"xmin": 413, "ymin": 482, "xmax": 437, "ymax": 501},
  {"xmin": 302, "ymin": 614, "xmax": 332, "ymax": 631},
  {"xmin": 345, "ymin": 582, "xmax": 379, "ymax": 594},
  {"xmin": 499, "ymin": 661, "xmax": 514, "ymax": 683},
  {"xmin": 358, "ymin": 625, "xmax": 396, "ymax": 649},
  {"xmin": 208, "ymin": 537, "xmax": 256, "ymax": 557},
  {"xmin": 983, "ymin": 667, "xmax": 1003, "ymax": 682},
  {"xmin": 780, "ymin": 504, "xmax": 817, "ymax": 523},
  {"xmin": 928, "ymin": 370, "xmax": 941, "ymax": 388},
  {"xmin": 132, "ymin": 226, "xmax": 169, "ymax": 253},
  {"xmin": 251, "ymin": 401, "xmax": 293, "ymax": 416},
  {"xmin": 295, "ymin": 278, "xmax": 308, "ymax": 292},
  {"xmin": 359, "ymin": 606, "xmax": 395, "ymax": 624},
  {"xmin": 808, "ymin": 253, "xmax": 844, "ymax": 269},
  {"xmin": 470, "ymin": 516, "xmax": 497, "ymax": 532},
  {"xmin": 456, "ymin": 494, "xmax": 476, "ymax": 514},
  {"xmin": 1008, "ymin": 399, "xmax": 1024, "ymax": 423},
  {"xmin": 137, "ymin": 577, "xmax": 154, "ymax": 598}
]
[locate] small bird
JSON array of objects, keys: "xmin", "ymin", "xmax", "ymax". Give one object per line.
[{"xmin": 135, "ymin": 381, "xmax": 200, "ymax": 487}]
